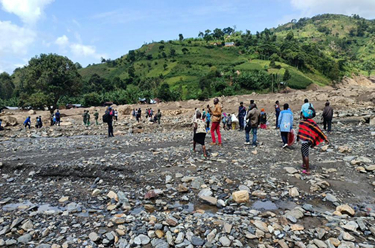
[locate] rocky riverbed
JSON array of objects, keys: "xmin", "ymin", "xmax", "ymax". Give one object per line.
[{"xmin": 0, "ymin": 109, "xmax": 375, "ymax": 248}]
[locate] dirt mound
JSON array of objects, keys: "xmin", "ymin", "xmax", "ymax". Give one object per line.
[{"xmin": 340, "ymin": 75, "xmax": 375, "ymax": 88}]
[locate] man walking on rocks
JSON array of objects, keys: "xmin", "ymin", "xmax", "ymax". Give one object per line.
[
  {"xmin": 238, "ymin": 102, "xmax": 246, "ymax": 131},
  {"xmin": 24, "ymin": 116, "xmax": 31, "ymax": 129},
  {"xmin": 297, "ymin": 114, "xmax": 328, "ymax": 175},
  {"xmin": 245, "ymin": 104, "xmax": 260, "ymax": 146},
  {"xmin": 209, "ymin": 98, "xmax": 222, "ymax": 146},
  {"xmin": 322, "ymin": 101, "xmax": 333, "ymax": 133}
]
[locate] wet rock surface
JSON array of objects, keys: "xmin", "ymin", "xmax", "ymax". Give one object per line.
[{"xmin": 0, "ymin": 108, "xmax": 375, "ymax": 247}]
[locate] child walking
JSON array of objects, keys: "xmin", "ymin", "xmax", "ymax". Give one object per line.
[{"xmin": 193, "ymin": 112, "xmax": 207, "ymax": 157}]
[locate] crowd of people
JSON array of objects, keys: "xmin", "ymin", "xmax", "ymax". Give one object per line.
[{"xmin": 192, "ymin": 98, "xmax": 331, "ymax": 174}]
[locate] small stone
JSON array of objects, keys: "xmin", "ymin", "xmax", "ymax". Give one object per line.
[
  {"xmin": 155, "ymin": 230, "xmax": 164, "ymax": 238},
  {"xmin": 89, "ymin": 232, "xmax": 100, "ymax": 242},
  {"xmin": 224, "ymin": 223, "xmax": 232, "ymax": 233},
  {"xmin": 342, "ymin": 232, "xmax": 355, "ymax": 241},
  {"xmin": 18, "ymin": 233, "xmax": 32, "ymax": 244},
  {"xmin": 177, "ymin": 184, "xmax": 189, "ymax": 193},
  {"xmin": 325, "ymin": 193, "xmax": 338, "ymax": 203},
  {"xmin": 253, "ymin": 220, "xmax": 268, "ymax": 232},
  {"xmin": 199, "ymin": 196, "xmax": 217, "ymax": 205},
  {"xmin": 313, "ymin": 239, "xmax": 327, "ymax": 248},
  {"xmin": 291, "ymin": 224, "xmax": 304, "ymax": 231},
  {"xmin": 58, "ymin": 196, "xmax": 69, "ymax": 203},
  {"xmin": 219, "ymin": 236, "xmax": 231, "ymax": 246},
  {"xmin": 289, "ymin": 187, "xmax": 300, "ymax": 197},
  {"xmin": 92, "ymin": 189, "xmax": 101, "ymax": 197},
  {"xmin": 134, "ymin": 234, "xmax": 150, "ymax": 245},
  {"xmin": 166, "ymin": 217, "xmax": 178, "ymax": 227},
  {"xmin": 336, "ymin": 204, "xmax": 355, "ymax": 216},
  {"xmin": 191, "ymin": 236, "xmax": 205, "ymax": 246},
  {"xmin": 107, "ymin": 191, "xmax": 118, "ymax": 201},
  {"xmin": 365, "ymin": 164, "xmax": 375, "ymax": 171},
  {"xmin": 175, "ymin": 232, "xmax": 184, "ymax": 244},
  {"xmin": 284, "ymin": 167, "xmax": 298, "ymax": 174},
  {"xmin": 232, "ymin": 190, "xmax": 249, "ymax": 203}
]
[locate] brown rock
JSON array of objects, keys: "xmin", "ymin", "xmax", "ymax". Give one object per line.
[
  {"xmin": 336, "ymin": 204, "xmax": 355, "ymax": 216},
  {"xmin": 155, "ymin": 230, "xmax": 164, "ymax": 238},
  {"xmin": 177, "ymin": 184, "xmax": 189, "ymax": 193},
  {"xmin": 232, "ymin": 190, "xmax": 249, "ymax": 203}
]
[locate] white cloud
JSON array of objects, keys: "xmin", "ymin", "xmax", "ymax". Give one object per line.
[
  {"xmin": 55, "ymin": 35, "xmax": 69, "ymax": 47},
  {"xmin": 0, "ymin": 20, "xmax": 35, "ymax": 56},
  {"xmin": 70, "ymin": 43, "xmax": 104, "ymax": 59},
  {"xmin": 0, "ymin": 0, "xmax": 54, "ymax": 24},
  {"xmin": 290, "ymin": 0, "xmax": 375, "ymax": 19}
]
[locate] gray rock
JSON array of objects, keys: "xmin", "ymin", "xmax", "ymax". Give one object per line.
[
  {"xmin": 134, "ymin": 234, "xmax": 150, "ymax": 245},
  {"xmin": 191, "ymin": 236, "xmax": 205, "ymax": 246},
  {"xmin": 89, "ymin": 232, "xmax": 100, "ymax": 242},
  {"xmin": 219, "ymin": 236, "xmax": 231, "ymax": 246},
  {"xmin": 18, "ymin": 234, "xmax": 31, "ymax": 244},
  {"xmin": 325, "ymin": 193, "xmax": 338, "ymax": 203},
  {"xmin": 175, "ymin": 232, "xmax": 184, "ymax": 244}
]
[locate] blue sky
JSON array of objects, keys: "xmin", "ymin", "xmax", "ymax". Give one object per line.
[{"xmin": 1, "ymin": 0, "xmax": 375, "ymax": 73}]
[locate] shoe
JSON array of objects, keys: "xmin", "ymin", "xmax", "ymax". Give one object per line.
[
  {"xmin": 244, "ymin": 142, "xmax": 250, "ymax": 145},
  {"xmin": 282, "ymin": 144, "xmax": 288, "ymax": 148},
  {"xmin": 209, "ymin": 142, "xmax": 216, "ymax": 145},
  {"xmin": 218, "ymin": 143, "xmax": 223, "ymax": 147}
]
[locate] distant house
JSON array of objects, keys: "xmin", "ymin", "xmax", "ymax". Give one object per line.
[
  {"xmin": 103, "ymin": 102, "xmax": 113, "ymax": 106},
  {"xmin": 150, "ymin": 98, "xmax": 162, "ymax": 104},
  {"xmin": 138, "ymin": 98, "xmax": 147, "ymax": 104},
  {"xmin": 5, "ymin": 106, "xmax": 19, "ymax": 110},
  {"xmin": 66, "ymin": 104, "xmax": 82, "ymax": 109},
  {"xmin": 225, "ymin": 42, "xmax": 235, "ymax": 47}
]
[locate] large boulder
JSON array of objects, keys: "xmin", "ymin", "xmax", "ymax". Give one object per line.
[
  {"xmin": 2, "ymin": 116, "xmax": 18, "ymax": 126},
  {"xmin": 28, "ymin": 110, "xmax": 36, "ymax": 115}
]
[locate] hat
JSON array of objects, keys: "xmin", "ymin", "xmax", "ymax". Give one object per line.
[{"xmin": 261, "ymin": 108, "xmax": 265, "ymax": 112}]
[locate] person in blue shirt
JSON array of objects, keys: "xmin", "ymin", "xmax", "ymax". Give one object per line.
[
  {"xmin": 278, "ymin": 103, "xmax": 293, "ymax": 148},
  {"xmin": 205, "ymin": 111, "xmax": 211, "ymax": 132},
  {"xmin": 24, "ymin": 116, "xmax": 31, "ymax": 129},
  {"xmin": 301, "ymin": 99, "xmax": 313, "ymax": 118},
  {"xmin": 0, "ymin": 119, "xmax": 3, "ymax": 130},
  {"xmin": 238, "ymin": 102, "xmax": 246, "ymax": 131},
  {"xmin": 55, "ymin": 110, "xmax": 61, "ymax": 126}
]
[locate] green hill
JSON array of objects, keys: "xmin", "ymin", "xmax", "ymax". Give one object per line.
[{"xmin": 2, "ymin": 14, "xmax": 375, "ymax": 107}]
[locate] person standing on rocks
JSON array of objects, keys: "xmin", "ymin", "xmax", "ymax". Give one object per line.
[
  {"xmin": 193, "ymin": 112, "xmax": 207, "ymax": 158},
  {"xmin": 114, "ymin": 109, "xmax": 118, "ymax": 121},
  {"xmin": 205, "ymin": 110, "xmax": 211, "ymax": 132},
  {"xmin": 136, "ymin": 108, "xmax": 141, "ymax": 122},
  {"xmin": 275, "ymin": 100, "xmax": 281, "ymax": 129},
  {"xmin": 156, "ymin": 109, "xmax": 162, "ymax": 125},
  {"xmin": 94, "ymin": 110, "xmax": 99, "ymax": 125},
  {"xmin": 208, "ymin": 98, "xmax": 222, "ymax": 146},
  {"xmin": 300, "ymin": 98, "xmax": 314, "ymax": 119},
  {"xmin": 238, "ymin": 102, "xmax": 246, "ymax": 131},
  {"xmin": 24, "ymin": 116, "xmax": 31, "ymax": 129},
  {"xmin": 55, "ymin": 110, "xmax": 61, "ymax": 126},
  {"xmin": 245, "ymin": 104, "xmax": 260, "ymax": 146},
  {"xmin": 105, "ymin": 107, "xmax": 115, "ymax": 137},
  {"xmin": 297, "ymin": 115, "xmax": 329, "ymax": 175},
  {"xmin": 82, "ymin": 110, "xmax": 87, "ymax": 126},
  {"xmin": 0, "ymin": 119, "xmax": 3, "ymax": 131},
  {"xmin": 86, "ymin": 111, "xmax": 91, "ymax": 127},
  {"xmin": 322, "ymin": 101, "xmax": 333, "ymax": 133},
  {"xmin": 278, "ymin": 103, "xmax": 293, "ymax": 148},
  {"xmin": 260, "ymin": 108, "xmax": 267, "ymax": 129}
]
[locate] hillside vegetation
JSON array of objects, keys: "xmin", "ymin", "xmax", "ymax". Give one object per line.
[{"xmin": 1, "ymin": 14, "xmax": 375, "ymax": 108}]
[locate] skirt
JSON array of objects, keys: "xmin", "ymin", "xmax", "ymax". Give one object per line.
[{"xmin": 194, "ymin": 133, "xmax": 206, "ymax": 145}]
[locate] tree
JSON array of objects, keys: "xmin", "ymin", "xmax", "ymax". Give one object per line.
[
  {"xmin": 127, "ymin": 50, "xmax": 136, "ymax": 62},
  {"xmin": 179, "ymin": 34, "xmax": 184, "ymax": 41},
  {"xmin": 182, "ymin": 48, "xmax": 189, "ymax": 54},
  {"xmin": 363, "ymin": 59, "xmax": 375, "ymax": 77},
  {"xmin": 158, "ymin": 83, "xmax": 172, "ymax": 101},
  {"xmin": 74, "ymin": 62, "xmax": 82, "ymax": 69},
  {"xmin": 20, "ymin": 54, "xmax": 82, "ymax": 112},
  {"xmin": 213, "ymin": 28, "xmax": 224, "ymax": 40},
  {"xmin": 283, "ymin": 69, "xmax": 291, "ymax": 81},
  {"xmin": 286, "ymin": 31, "xmax": 294, "ymax": 41},
  {"xmin": 101, "ymin": 57, "xmax": 106, "ymax": 63},
  {"xmin": 0, "ymin": 72, "xmax": 15, "ymax": 100},
  {"xmin": 128, "ymin": 66, "xmax": 135, "ymax": 78},
  {"xmin": 170, "ymin": 48, "xmax": 176, "ymax": 57},
  {"xmin": 83, "ymin": 92, "xmax": 101, "ymax": 106}
]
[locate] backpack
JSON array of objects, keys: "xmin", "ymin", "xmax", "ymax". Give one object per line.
[
  {"xmin": 102, "ymin": 113, "xmax": 110, "ymax": 123},
  {"xmin": 260, "ymin": 113, "xmax": 267, "ymax": 123},
  {"xmin": 303, "ymin": 103, "xmax": 316, "ymax": 119}
]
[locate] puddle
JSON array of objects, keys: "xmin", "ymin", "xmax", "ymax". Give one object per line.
[
  {"xmin": 252, "ymin": 200, "xmax": 278, "ymax": 211},
  {"xmin": 37, "ymin": 204, "xmax": 65, "ymax": 213}
]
